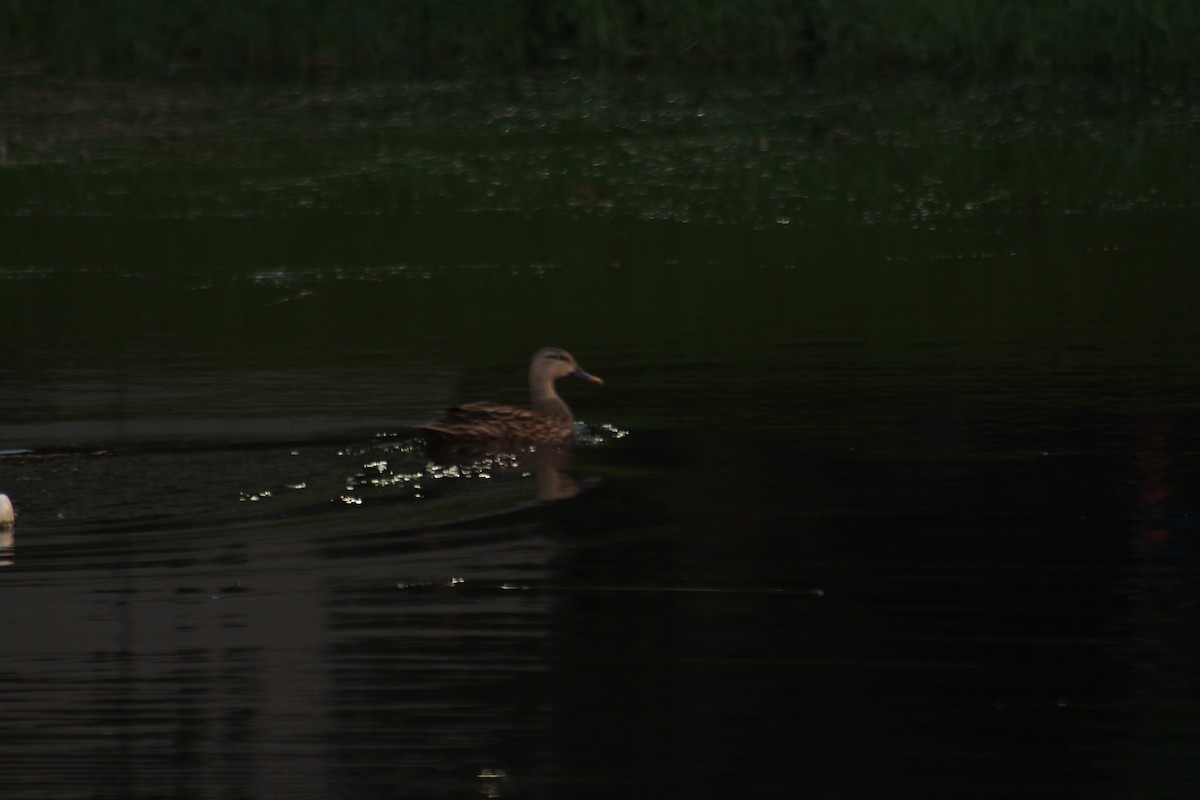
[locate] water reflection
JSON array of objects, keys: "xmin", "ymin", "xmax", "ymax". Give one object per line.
[
  {"xmin": 1117, "ymin": 412, "xmax": 1200, "ymax": 798},
  {"xmin": 426, "ymin": 443, "xmax": 582, "ymax": 502},
  {"xmin": 422, "ymin": 434, "xmax": 612, "ymax": 503},
  {"xmin": 2, "ymin": 405, "xmax": 1199, "ymax": 797},
  {"xmin": 331, "ymin": 424, "xmax": 620, "ymax": 509}
]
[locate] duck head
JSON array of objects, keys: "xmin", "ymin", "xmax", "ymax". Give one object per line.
[{"xmin": 530, "ymin": 347, "xmax": 603, "ymax": 386}]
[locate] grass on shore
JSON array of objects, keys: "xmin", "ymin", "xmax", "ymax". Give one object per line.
[{"xmin": 0, "ymin": 0, "xmax": 1197, "ymax": 75}]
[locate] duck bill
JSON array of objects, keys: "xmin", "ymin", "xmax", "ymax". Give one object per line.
[{"xmin": 570, "ymin": 368, "xmax": 604, "ymax": 385}]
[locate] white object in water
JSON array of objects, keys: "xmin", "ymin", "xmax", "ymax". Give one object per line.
[{"xmin": 0, "ymin": 493, "xmax": 13, "ymax": 526}]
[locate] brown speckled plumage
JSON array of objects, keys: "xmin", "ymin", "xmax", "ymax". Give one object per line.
[{"xmin": 417, "ymin": 348, "xmax": 602, "ymax": 444}]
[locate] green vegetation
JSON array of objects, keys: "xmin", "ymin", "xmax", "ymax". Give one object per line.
[{"xmin": 1, "ymin": 0, "xmax": 1197, "ymax": 75}]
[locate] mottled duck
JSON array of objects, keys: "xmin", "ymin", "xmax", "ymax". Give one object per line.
[{"xmin": 416, "ymin": 347, "xmax": 603, "ymax": 444}]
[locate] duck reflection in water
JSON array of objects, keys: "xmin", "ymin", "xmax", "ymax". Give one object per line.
[{"xmin": 415, "ymin": 348, "xmax": 604, "ymax": 500}]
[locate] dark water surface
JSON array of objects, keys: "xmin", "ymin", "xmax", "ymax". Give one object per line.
[{"xmin": 2, "ymin": 70, "xmax": 1200, "ymax": 799}]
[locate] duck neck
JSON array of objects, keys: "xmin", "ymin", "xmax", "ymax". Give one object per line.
[{"xmin": 530, "ymin": 378, "xmax": 573, "ymax": 423}]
